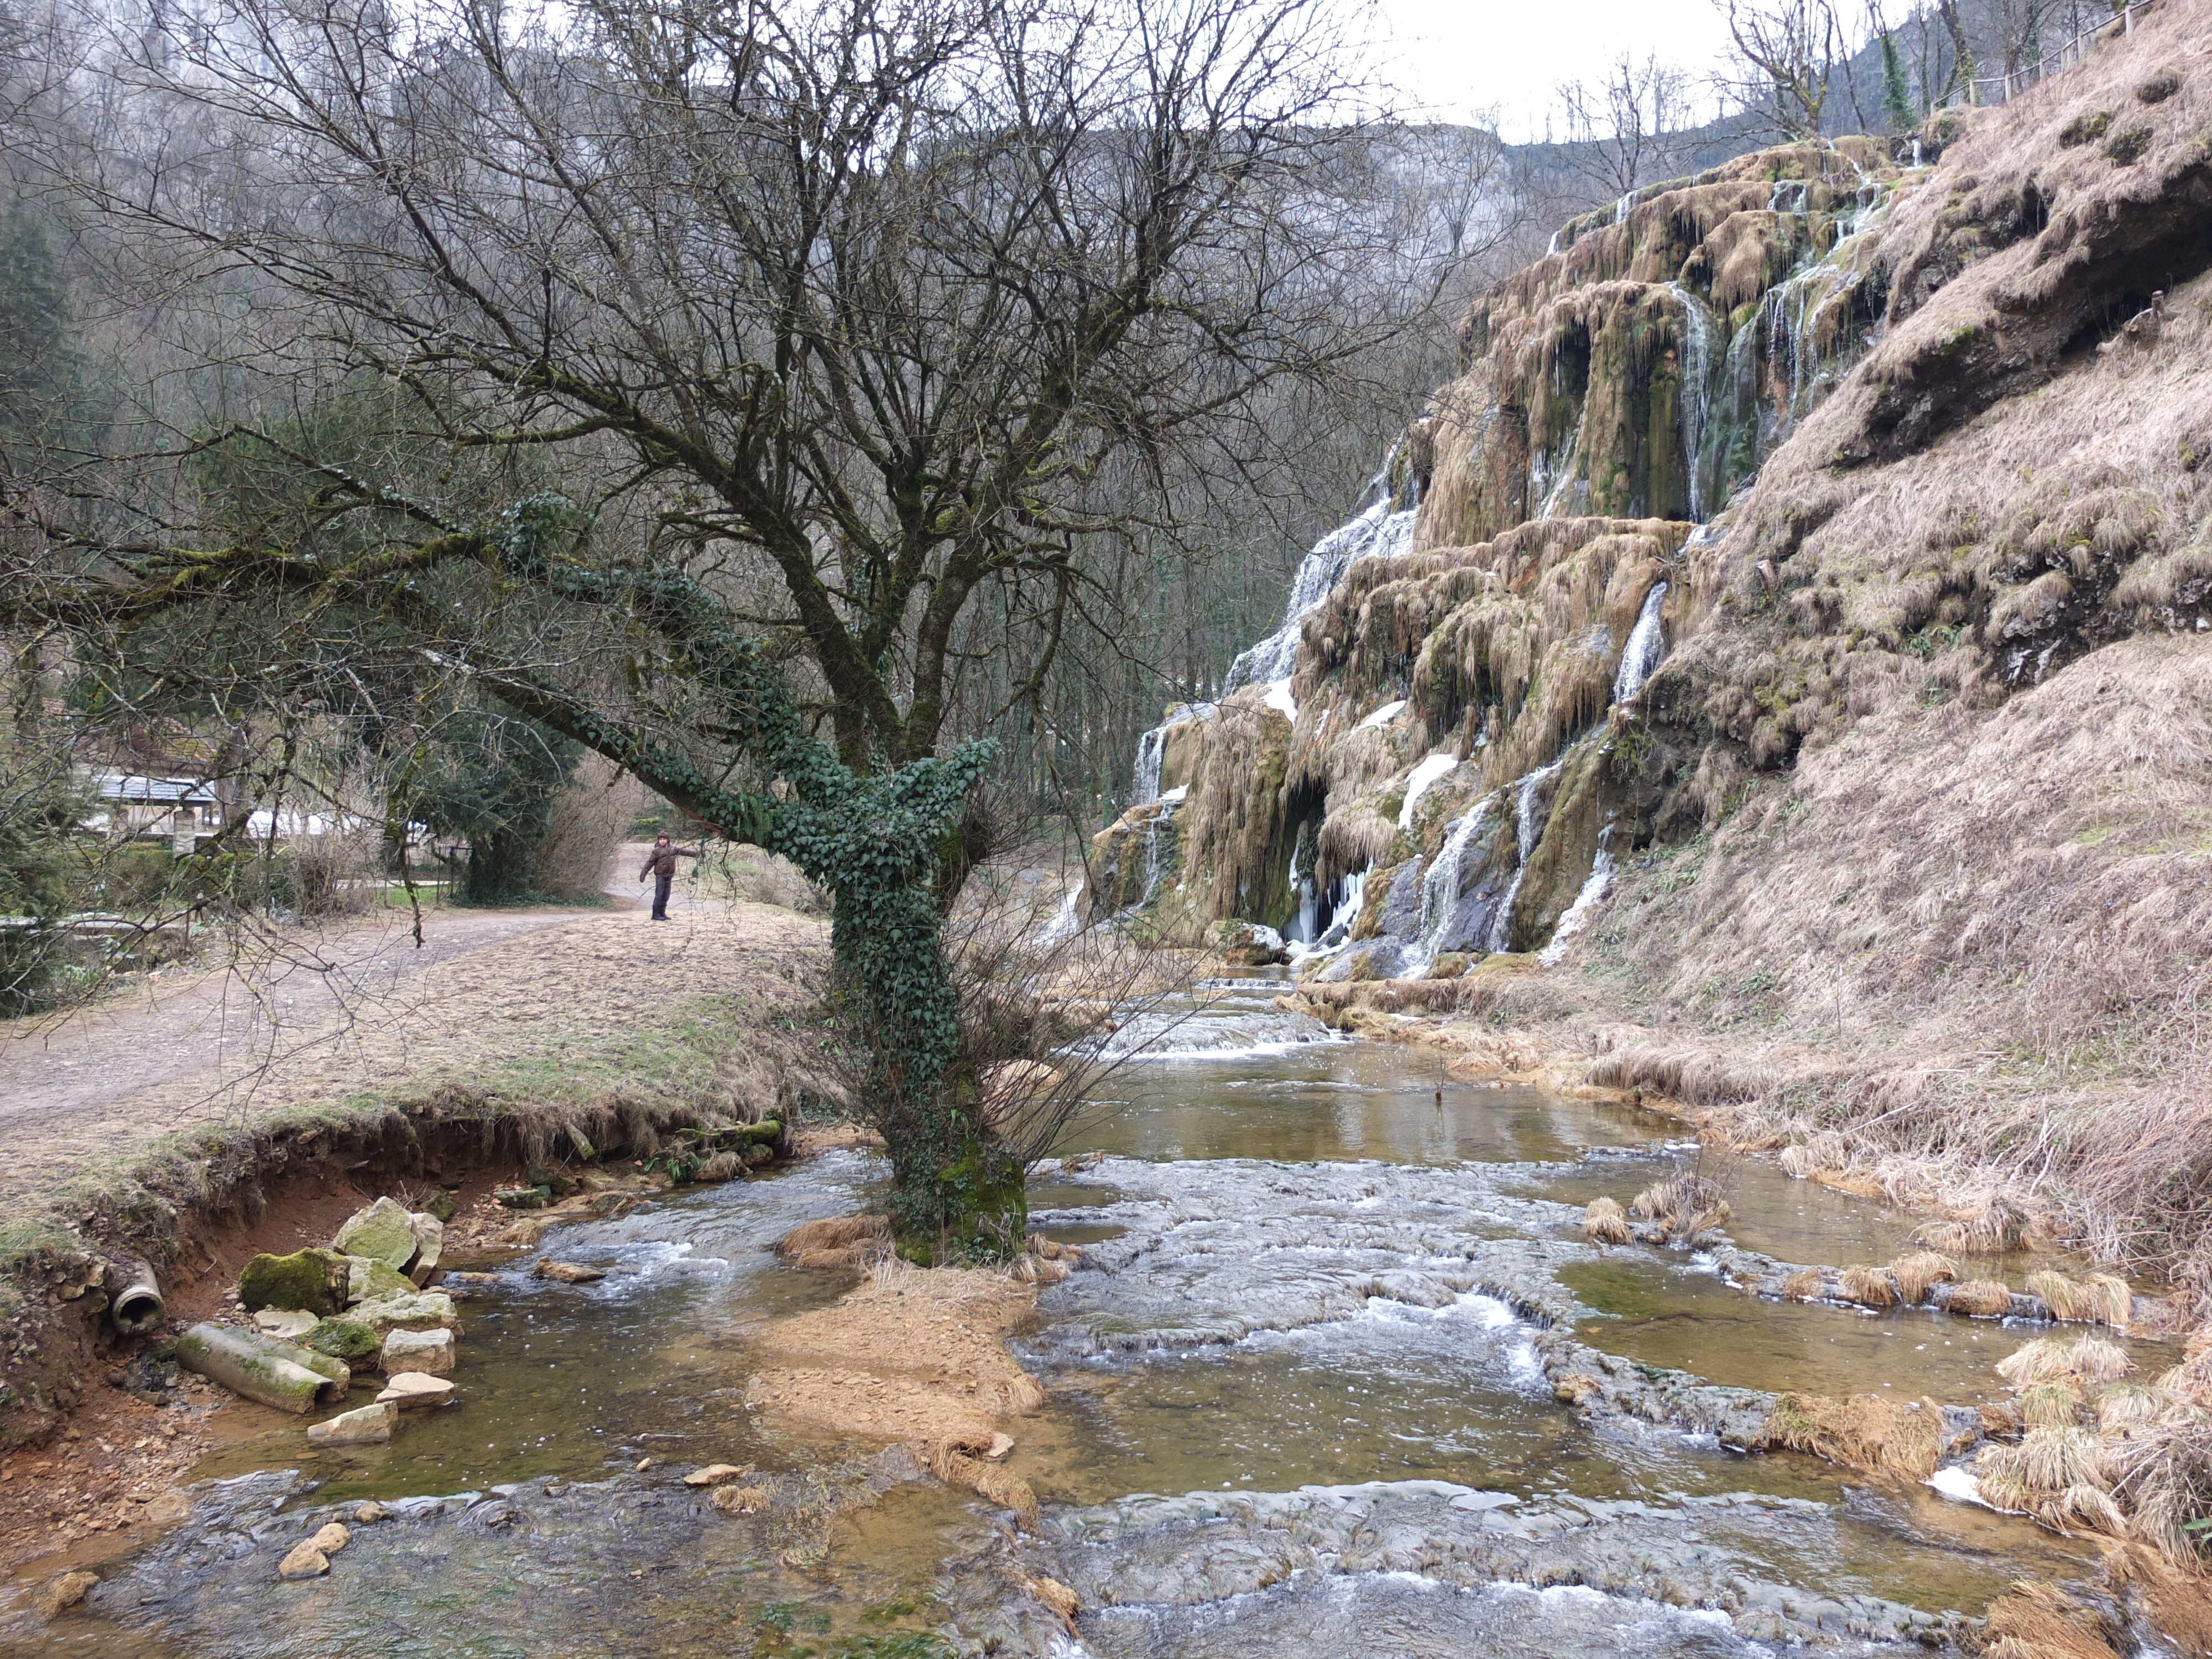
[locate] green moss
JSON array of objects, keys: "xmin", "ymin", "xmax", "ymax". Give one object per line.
[
  {"xmin": 345, "ymin": 1256, "xmax": 414, "ymax": 1303},
  {"xmin": 300, "ymin": 1317, "xmax": 382, "ymax": 1366},
  {"xmin": 237, "ymin": 1248, "xmax": 350, "ymax": 1317}
]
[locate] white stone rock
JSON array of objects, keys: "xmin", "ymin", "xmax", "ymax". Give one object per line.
[{"xmin": 381, "ymin": 1326, "xmax": 455, "ymax": 1376}]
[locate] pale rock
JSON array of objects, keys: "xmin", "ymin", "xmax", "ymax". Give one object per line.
[
  {"xmin": 35, "ymin": 1569, "xmax": 97, "ymax": 1618},
  {"xmin": 304, "ymin": 1402, "xmax": 395, "ymax": 1446},
  {"xmin": 144, "ymin": 1491, "xmax": 191, "ymax": 1525},
  {"xmin": 533, "ymin": 1258, "xmax": 606, "ymax": 1284},
  {"xmin": 253, "ymin": 1308, "xmax": 320, "ymax": 1340},
  {"xmin": 345, "ymin": 1254, "xmax": 414, "ymax": 1305},
  {"xmin": 984, "ymin": 1433, "xmax": 1015, "ymax": 1461},
  {"xmin": 276, "ymin": 1541, "xmax": 328, "ymax": 1579},
  {"xmin": 709, "ymin": 1484, "xmax": 770, "ymax": 1515},
  {"xmin": 375, "ymin": 1373, "xmax": 456, "ymax": 1409},
  {"xmin": 406, "ymin": 1213, "xmax": 444, "ymax": 1286},
  {"xmin": 333, "ymin": 1197, "xmax": 421, "ymax": 1272},
  {"xmin": 348, "ymin": 1291, "xmax": 458, "ymax": 1336},
  {"xmin": 310, "ymin": 1522, "xmax": 351, "ymax": 1554},
  {"xmin": 682, "ymin": 1463, "xmax": 749, "ymax": 1488},
  {"xmin": 381, "ymin": 1326, "xmax": 455, "ymax": 1377},
  {"xmin": 352, "ymin": 1501, "xmax": 386, "ymax": 1524}
]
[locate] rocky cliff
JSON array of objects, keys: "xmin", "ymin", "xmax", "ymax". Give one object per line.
[{"xmin": 1081, "ymin": 2, "xmax": 2210, "ymax": 1021}]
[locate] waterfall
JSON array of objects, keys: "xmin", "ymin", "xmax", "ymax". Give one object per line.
[
  {"xmin": 1129, "ymin": 702, "xmax": 1215, "ymax": 806},
  {"xmin": 1613, "ymin": 189, "xmax": 1635, "ymax": 225},
  {"xmin": 1666, "ymin": 285, "xmax": 1718, "ymax": 521},
  {"xmin": 1484, "ymin": 757, "xmax": 1566, "ymax": 953},
  {"xmin": 1613, "ymin": 582, "xmax": 1670, "ymax": 704},
  {"xmin": 1037, "ymin": 885, "xmax": 1082, "ymax": 947},
  {"xmin": 1400, "ymin": 799, "xmax": 1496, "ymax": 975},
  {"xmin": 1538, "ymin": 846, "xmax": 1614, "ymax": 966},
  {"xmin": 1223, "ymin": 493, "xmax": 1416, "ymax": 694}
]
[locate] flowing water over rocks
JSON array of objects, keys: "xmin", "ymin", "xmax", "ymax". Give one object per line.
[{"xmin": 10, "ymin": 1018, "xmax": 2161, "ymax": 1656}]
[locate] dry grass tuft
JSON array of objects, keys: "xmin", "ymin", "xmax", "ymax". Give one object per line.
[
  {"xmin": 1945, "ymin": 1279, "xmax": 2017, "ymax": 1317},
  {"xmin": 2109, "ymin": 1411, "xmax": 2212, "ymax": 1559},
  {"xmin": 2029, "ymin": 1270, "xmax": 2134, "ymax": 1327},
  {"xmin": 2015, "ymin": 1426, "xmax": 2109, "ymax": 1496},
  {"xmin": 1759, "ymin": 1391, "xmax": 1941, "ymax": 1480},
  {"xmin": 1888, "ymin": 1251, "xmax": 1958, "ymax": 1304},
  {"xmin": 2000, "ymin": 1334, "xmax": 2135, "ymax": 1387},
  {"xmin": 1778, "ymin": 1144, "xmax": 1815, "ymax": 1179},
  {"xmin": 1979, "ymin": 1581, "xmax": 2123, "ymax": 1659},
  {"xmin": 919, "ymin": 1438, "xmax": 1041, "ymax": 1531},
  {"xmin": 1910, "ymin": 1220, "xmax": 1973, "ymax": 1255},
  {"xmin": 1836, "ymin": 1266, "xmax": 1896, "ymax": 1308},
  {"xmin": 2018, "ymin": 1380, "xmax": 2088, "ymax": 1430},
  {"xmin": 1629, "ymin": 1181, "xmax": 1673, "ymax": 1219},
  {"xmin": 1627, "ymin": 1175, "xmax": 1731, "ymax": 1239},
  {"xmin": 776, "ymin": 1214, "xmax": 893, "ymax": 1259},
  {"xmin": 1780, "ymin": 1268, "xmax": 1824, "ymax": 1301},
  {"xmin": 1979, "ymin": 1400, "xmax": 2022, "ymax": 1439},
  {"xmin": 2096, "ymin": 1381, "xmax": 2167, "ymax": 1433},
  {"xmin": 1582, "ymin": 1196, "xmax": 1631, "ymax": 1244}
]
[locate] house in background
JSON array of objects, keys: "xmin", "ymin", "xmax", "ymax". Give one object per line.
[{"xmin": 85, "ymin": 774, "xmax": 223, "ymax": 851}]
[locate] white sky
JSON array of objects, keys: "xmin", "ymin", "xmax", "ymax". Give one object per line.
[{"xmin": 1359, "ymin": 0, "xmax": 1738, "ymax": 140}]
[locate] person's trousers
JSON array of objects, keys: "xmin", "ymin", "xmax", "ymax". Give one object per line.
[{"xmin": 652, "ymin": 874, "xmax": 674, "ymax": 918}]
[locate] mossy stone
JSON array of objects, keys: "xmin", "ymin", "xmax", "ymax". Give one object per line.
[
  {"xmin": 345, "ymin": 1256, "xmax": 414, "ymax": 1305},
  {"xmin": 300, "ymin": 1317, "xmax": 383, "ymax": 1369},
  {"xmin": 424, "ymin": 1190, "xmax": 458, "ymax": 1223},
  {"xmin": 333, "ymin": 1198, "xmax": 420, "ymax": 1271},
  {"xmin": 238, "ymin": 1249, "xmax": 349, "ymax": 1317}
]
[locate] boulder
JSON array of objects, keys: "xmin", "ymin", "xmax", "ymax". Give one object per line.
[
  {"xmin": 253, "ymin": 1309, "xmax": 319, "ymax": 1340},
  {"xmin": 423, "ymin": 1189, "xmax": 457, "ymax": 1222},
  {"xmin": 348, "ymin": 1291, "xmax": 458, "ymax": 1336},
  {"xmin": 494, "ymin": 1186, "xmax": 551, "ymax": 1211},
  {"xmin": 333, "ymin": 1197, "xmax": 420, "ymax": 1272},
  {"xmin": 300, "ymin": 1317, "xmax": 383, "ymax": 1371},
  {"xmin": 345, "ymin": 1255, "xmax": 415, "ymax": 1305},
  {"xmin": 237, "ymin": 1249, "xmax": 349, "ymax": 1317},
  {"xmin": 406, "ymin": 1213, "xmax": 445, "ymax": 1285},
  {"xmin": 532, "ymin": 1258, "xmax": 605, "ymax": 1285},
  {"xmin": 375, "ymin": 1373, "xmax": 456, "ymax": 1409},
  {"xmin": 304, "ymin": 1402, "xmax": 395, "ymax": 1447},
  {"xmin": 380, "ymin": 1326, "xmax": 455, "ymax": 1376},
  {"xmin": 276, "ymin": 1541, "xmax": 328, "ymax": 1579},
  {"xmin": 309, "ymin": 1522, "xmax": 351, "ymax": 1554}
]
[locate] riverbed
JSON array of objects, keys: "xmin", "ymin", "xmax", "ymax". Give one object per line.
[{"xmin": 4, "ymin": 975, "xmax": 2169, "ymax": 1655}]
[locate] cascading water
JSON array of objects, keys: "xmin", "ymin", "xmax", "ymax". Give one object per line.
[
  {"xmin": 1613, "ymin": 581, "xmax": 1669, "ymax": 704},
  {"xmin": 1484, "ymin": 757, "xmax": 1566, "ymax": 953},
  {"xmin": 1665, "ymin": 286, "xmax": 1719, "ymax": 521},
  {"xmin": 1129, "ymin": 702, "xmax": 1214, "ymax": 807},
  {"xmin": 1398, "ymin": 798, "xmax": 1496, "ymax": 976},
  {"xmin": 1224, "ymin": 498, "xmax": 1415, "ymax": 693}
]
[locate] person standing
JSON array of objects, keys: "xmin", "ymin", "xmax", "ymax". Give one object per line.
[{"xmin": 637, "ymin": 833, "xmax": 700, "ymax": 920}]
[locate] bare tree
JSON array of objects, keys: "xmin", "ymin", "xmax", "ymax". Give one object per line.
[
  {"xmin": 1714, "ymin": 0, "xmax": 1846, "ymax": 139},
  {"xmin": 1553, "ymin": 54, "xmax": 1699, "ymax": 204},
  {"xmin": 9, "ymin": 0, "xmax": 1436, "ymax": 1252}
]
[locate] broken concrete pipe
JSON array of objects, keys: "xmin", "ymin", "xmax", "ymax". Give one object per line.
[
  {"xmin": 105, "ymin": 1255, "xmax": 165, "ymax": 1337},
  {"xmin": 175, "ymin": 1324, "xmax": 348, "ymax": 1413}
]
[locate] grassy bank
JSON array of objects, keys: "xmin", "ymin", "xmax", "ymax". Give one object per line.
[{"xmin": 0, "ymin": 901, "xmax": 835, "ymax": 1451}]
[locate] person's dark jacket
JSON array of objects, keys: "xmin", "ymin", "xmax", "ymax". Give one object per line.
[{"xmin": 638, "ymin": 843, "xmax": 701, "ymax": 880}]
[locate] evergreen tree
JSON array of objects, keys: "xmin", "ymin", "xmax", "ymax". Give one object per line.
[{"xmin": 1879, "ymin": 30, "xmax": 1917, "ymax": 133}]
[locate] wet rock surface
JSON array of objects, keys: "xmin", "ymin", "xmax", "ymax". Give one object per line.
[{"xmin": 1006, "ymin": 1480, "xmax": 1971, "ymax": 1653}]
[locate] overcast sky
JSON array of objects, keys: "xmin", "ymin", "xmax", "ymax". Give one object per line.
[{"xmin": 1360, "ymin": 0, "xmax": 1737, "ymax": 140}]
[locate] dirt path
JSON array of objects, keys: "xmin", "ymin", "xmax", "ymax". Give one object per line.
[{"xmin": 0, "ymin": 864, "xmax": 828, "ymax": 1211}]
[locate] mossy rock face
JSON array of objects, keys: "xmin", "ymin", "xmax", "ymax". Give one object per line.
[
  {"xmin": 238, "ymin": 1249, "xmax": 350, "ymax": 1317},
  {"xmin": 494, "ymin": 1186, "xmax": 552, "ymax": 1211},
  {"xmin": 300, "ymin": 1318, "xmax": 383, "ymax": 1370},
  {"xmin": 333, "ymin": 1198, "xmax": 420, "ymax": 1271},
  {"xmin": 345, "ymin": 1256, "xmax": 414, "ymax": 1305},
  {"xmin": 423, "ymin": 1190, "xmax": 458, "ymax": 1224}
]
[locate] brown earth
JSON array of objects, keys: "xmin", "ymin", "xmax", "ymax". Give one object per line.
[{"xmin": 747, "ymin": 1260, "xmax": 1044, "ymax": 1451}]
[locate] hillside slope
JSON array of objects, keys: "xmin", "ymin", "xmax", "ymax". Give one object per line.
[{"xmin": 1087, "ymin": 1, "xmax": 2212, "ymax": 1286}]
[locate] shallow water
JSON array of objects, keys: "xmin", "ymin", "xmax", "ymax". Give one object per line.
[{"xmin": 8, "ymin": 1016, "xmax": 2150, "ymax": 1655}]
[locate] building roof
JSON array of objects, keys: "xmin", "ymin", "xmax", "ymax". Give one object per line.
[{"xmin": 95, "ymin": 774, "xmax": 221, "ymax": 805}]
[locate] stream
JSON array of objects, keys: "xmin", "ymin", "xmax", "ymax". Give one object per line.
[{"xmin": 8, "ymin": 974, "xmax": 2167, "ymax": 1655}]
